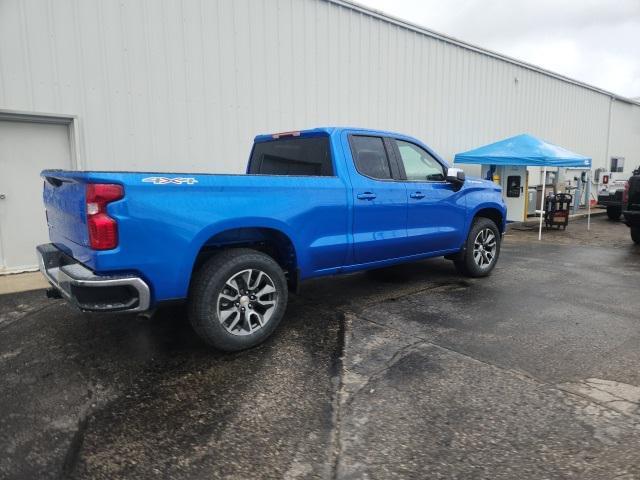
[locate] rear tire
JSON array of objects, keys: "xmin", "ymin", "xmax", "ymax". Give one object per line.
[
  {"xmin": 631, "ymin": 227, "xmax": 640, "ymax": 245},
  {"xmin": 188, "ymin": 248, "xmax": 288, "ymax": 351},
  {"xmin": 607, "ymin": 206, "xmax": 622, "ymax": 220},
  {"xmin": 453, "ymin": 217, "xmax": 501, "ymax": 278}
]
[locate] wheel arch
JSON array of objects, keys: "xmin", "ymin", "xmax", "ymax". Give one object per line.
[
  {"xmin": 472, "ymin": 206, "xmax": 506, "ymax": 233},
  {"xmin": 189, "ymin": 224, "xmax": 299, "ymax": 290}
]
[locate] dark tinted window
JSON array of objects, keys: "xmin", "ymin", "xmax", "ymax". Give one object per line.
[
  {"xmin": 350, "ymin": 136, "xmax": 392, "ymax": 180},
  {"xmin": 248, "ymin": 136, "xmax": 333, "ymax": 176},
  {"xmin": 610, "ymin": 157, "xmax": 625, "ymax": 173}
]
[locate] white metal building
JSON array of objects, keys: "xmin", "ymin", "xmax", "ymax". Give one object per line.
[{"xmin": 1, "ymin": 0, "xmax": 639, "ymax": 272}]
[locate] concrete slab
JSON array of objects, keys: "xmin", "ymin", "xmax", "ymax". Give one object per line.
[
  {"xmin": 329, "ymin": 215, "xmax": 640, "ymax": 479},
  {"xmin": 336, "ymin": 318, "xmax": 640, "ymax": 480},
  {"xmin": 507, "ymin": 213, "xmax": 634, "ymax": 248},
  {"xmin": 0, "ymin": 271, "xmax": 48, "ymax": 295},
  {"xmin": 513, "ymin": 207, "xmax": 606, "ymax": 228}
]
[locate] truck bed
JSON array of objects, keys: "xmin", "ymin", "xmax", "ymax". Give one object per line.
[{"xmin": 42, "ymin": 169, "xmax": 350, "ymax": 301}]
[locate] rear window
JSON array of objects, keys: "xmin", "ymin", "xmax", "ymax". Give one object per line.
[
  {"xmin": 349, "ymin": 135, "xmax": 392, "ymax": 180},
  {"xmin": 248, "ymin": 136, "xmax": 334, "ymax": 176}
]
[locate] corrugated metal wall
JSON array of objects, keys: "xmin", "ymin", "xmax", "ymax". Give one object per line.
[
  {"xmin": 0, "ymin": 0, "xmax": 637, "ymax": 177},
  {"xmin": 609, "ymin": 100, "xmax": 640, "ymax": 172}
]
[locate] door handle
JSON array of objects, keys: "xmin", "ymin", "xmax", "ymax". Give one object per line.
[
  {"xmin": 357, "ymin": 192, "xmax": 377, "ymax": 200},
  {"xmin": 410, "ymin": 191, "xmax": 425, "ymax": 199},
  {"xmin": 0, "ymin": 194, "xmax": 5, "ymax": 200}
]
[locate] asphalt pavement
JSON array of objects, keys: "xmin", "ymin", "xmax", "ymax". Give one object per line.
[{"xmin": 1, "ymin": 215, "xmax": 639, "ymax": 479}]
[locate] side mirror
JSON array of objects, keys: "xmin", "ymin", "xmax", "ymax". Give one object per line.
[{"xmin": 446, "ymin": 167, "xmax": 465, "ymax": 189}]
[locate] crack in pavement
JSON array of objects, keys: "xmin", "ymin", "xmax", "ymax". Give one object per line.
[
  {"xmin": 557, "ymin": 379, "xmax": 640, "ymax": 419},
  {"xmin": 327, "ymin": 313, "xmax": 347, "ymax": 480},
  {"xmin": 60, "ymin": 415, "xmax": 89, "ymax": 479},
  {"xmin": 57, "ymin": 384, "xmax": 106, "ymax": 479},
  {"xmin": 313, "ymin": 279, "xmax": 473, "ymax": 316},
  {"xmin": 342, "ymin": 336, "xmax": 424, "ymax": 409}
]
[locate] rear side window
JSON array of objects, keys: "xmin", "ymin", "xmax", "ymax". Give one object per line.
[
  {"xmin": 248, "ymin": 136, "xmax": 333, "ymax": 176},
  {"xmin": 350, "ymin": 136, "xmax": 392, "ymax": 180}
]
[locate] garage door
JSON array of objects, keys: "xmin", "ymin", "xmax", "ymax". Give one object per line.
[{"xmin": 0, "ymin": 119, "xmax": 73, "ymax": 273}]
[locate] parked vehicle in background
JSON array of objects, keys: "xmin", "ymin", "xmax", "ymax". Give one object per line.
[
  {"xmin": 623, "ymin": 167, "xmax": 640, "ymax": 244},
  {"xmin": 37, "ymin": 127, "xmax": 506, "ymax": 351},
  {"xmin": 598, "ymin": 176, "xmax": 627, "ymax": 220}
]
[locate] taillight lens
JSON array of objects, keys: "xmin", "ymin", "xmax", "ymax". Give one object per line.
[
  {"xmin": 623, "ymin": 181, "xmax": 630, "ymax": 205},
  {"xmin": 86, "ymin": 184, "xmax": 124, "ymax": 250}
]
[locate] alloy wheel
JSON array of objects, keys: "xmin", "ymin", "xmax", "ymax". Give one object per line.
[
  {"xmin": 473, "ymin": 228, "xmax": 497, "ymax": 268},
  {"xmin": 217, "ymin": 268, "xmax": 278, "ymax": 336}
]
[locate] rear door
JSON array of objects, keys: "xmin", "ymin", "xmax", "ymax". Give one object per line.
[
  {"xmin": 391, "ymin": 138, "xmax": 466, "ymax": 254},
  {"xmin": 346, "ymin": 134, "xmax": 408, "ymax": 264}
]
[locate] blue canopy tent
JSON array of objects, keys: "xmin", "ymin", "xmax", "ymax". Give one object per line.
[{"xmin": 454, "ymin": 134, "xmax": 592, "ymax": 240}]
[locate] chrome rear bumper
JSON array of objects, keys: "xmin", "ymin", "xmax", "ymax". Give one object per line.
[{"xmin": 36, "ymin": 243, "xmax": 151, "ymax": 312}]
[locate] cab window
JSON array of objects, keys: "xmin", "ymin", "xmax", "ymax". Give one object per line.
[
  {"xmin": 248, "ymin": 136, "xmax": 334, "ymax": 176},
  {"xmin": 349, "ymin": 135, "xmax": 393, "ymax": 180},
  {"xmin": 395, "ymin": 140, "xmax": 445, "ymax": 181}
]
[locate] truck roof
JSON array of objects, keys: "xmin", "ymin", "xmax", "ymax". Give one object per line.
[{"xmin": 253, "ymin": 127, "xmax": 410, "ymax": 143}]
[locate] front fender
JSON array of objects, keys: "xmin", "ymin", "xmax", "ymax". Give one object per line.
[
  {"xmin": 470, "ymin": 201, "xmax": 508, "ymax": 232},
  {"xmin": 462, "ymin": 181, "xmax": 507, "ymax": 233}
]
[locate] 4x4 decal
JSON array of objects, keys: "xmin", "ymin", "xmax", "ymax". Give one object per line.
[{"xmin": 142, "ymin": 177, "xmax": 198, "ymax": 185}]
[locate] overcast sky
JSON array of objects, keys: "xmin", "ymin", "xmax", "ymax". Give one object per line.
[{"xmin": 357, "ymin": 0, "xmax": 640, "ymax": 98}]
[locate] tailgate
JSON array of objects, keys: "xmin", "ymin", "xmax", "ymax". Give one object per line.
[{"xmin": 42, "ymin": 171, "xmax": 90, "ymax": 253}]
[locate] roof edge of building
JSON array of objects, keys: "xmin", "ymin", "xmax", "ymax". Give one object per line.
[{"xmin": 327, "ymin": 0, "xmax": 640, "ymax": 107}]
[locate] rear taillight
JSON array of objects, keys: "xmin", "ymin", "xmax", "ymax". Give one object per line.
[
  {"xmin": 623, "ymin": 181, "xmax": 630, "ymax": 205},
  {"xmin": 86, "ymin": 183, "xmax": 124, "ymax": 250}
]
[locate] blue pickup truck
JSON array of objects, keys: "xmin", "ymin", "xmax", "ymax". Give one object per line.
[{"xmin": 38, "ymin": 127, "xmax": 506, "ymax": 351}]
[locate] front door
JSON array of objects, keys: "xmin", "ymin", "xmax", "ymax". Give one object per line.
[
  {"xmin": 0, "ymin": 119, "xmax": 72, "ymax": 273},
  {"xmin": 392, "ymin": 138, "xmax": 466, "ymax": 254},
  {"xmin": 347, "ymin": 134, "xmax": 408, "ymax": 264}
]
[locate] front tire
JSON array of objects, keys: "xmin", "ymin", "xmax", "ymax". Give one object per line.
[
  {"xmin": 188, "ymin": 248, "xmax": 288, "ymax": 351},
  {"xmin": 631, "ymin": 227, "xmax": 640, "ymax": 245},
  {"xmin": 453, "ymin": 218, "xmax": 501, "ymax": 277},
  {"xmin": 607, "ymin": 206, "xmax": 622, "ymax": 220}
]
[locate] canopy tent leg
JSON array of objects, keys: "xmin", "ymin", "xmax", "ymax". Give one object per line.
[
  {"xmin": 587, "ymin": 171, "xmax": 591, "ymax": 231},
  {"xmin": 538, "ymin": 166, "xmax": 547, "ymax": 241}
]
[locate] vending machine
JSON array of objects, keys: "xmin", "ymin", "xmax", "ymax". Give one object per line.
[{"xmin": 480, "ymin": 165, "xmax": 528, "ymax": 222}]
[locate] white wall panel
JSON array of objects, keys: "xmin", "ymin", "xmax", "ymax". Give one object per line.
[
  {"xmin": 0, "ymin": 0, "xmax": 638, "ymax": 176},
  {"xmin": 609, "ymin": 101, "xmax": 640, "ymax": 174}
]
